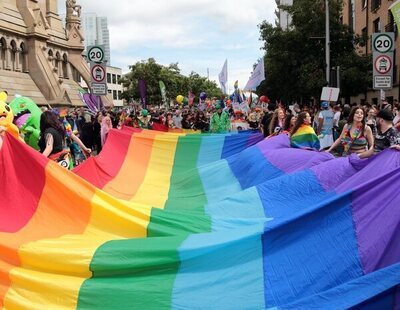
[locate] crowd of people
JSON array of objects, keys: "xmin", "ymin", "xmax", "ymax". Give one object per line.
[{"xmin": 1, "ymin": 97, "xmax": 400, "ymax": 169}]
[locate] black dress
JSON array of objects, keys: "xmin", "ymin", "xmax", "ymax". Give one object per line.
[{"xmin": 38, "ymin": 128, "xmax": 64, "ymax": 155}]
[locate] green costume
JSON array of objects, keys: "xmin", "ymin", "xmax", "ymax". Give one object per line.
[
  {"xmin": 10, "ymin": 97, "xmax": 42, "ymax": 150},
  {"xmin": 210, "ymin": 110, "xmax": 230, "ymax": 133}
]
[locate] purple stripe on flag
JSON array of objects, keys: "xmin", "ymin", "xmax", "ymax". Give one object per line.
[
  {"xmin": 257, "ymin": 135, "xmax": 333, "ymax": 174},
  {"xmin": 336, "ymin": 150, "xmax": 400, "ymax": 274}
]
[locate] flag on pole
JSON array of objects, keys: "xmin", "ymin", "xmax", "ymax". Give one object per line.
[
  {"xmin": 243, "ymin": 58, "xmax": 266, "ymax": 91},
  {"xmin": 159, "ymin": 81, "xmax": 167, "ymax": 105},
  {"xmin": 390, "ymin": 1, "xmax": 400, "ymax": 33},
  {"xmin": 218, "ymin": 59, "xmax": 228, "ymax": 94}
]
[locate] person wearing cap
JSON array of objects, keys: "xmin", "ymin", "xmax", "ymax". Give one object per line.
[
  {"xmin": 358, "ymin": 109, "xmax": 400, "ymax": 158},
  {"xmin": 138, "ymin": 109, "xmax": 152, "ymax": 129},
  {"xmin": 317, "ymin": 101, "xmax": 334, "ymax": 150},
  {"xmin": 210, "ymin": 104, "xmax": 230, "ymax": 133}
]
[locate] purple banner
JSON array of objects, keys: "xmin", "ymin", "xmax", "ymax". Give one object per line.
[{"xmin": 138, "ymin": 79, "xmax": 147, "ymax": 108}]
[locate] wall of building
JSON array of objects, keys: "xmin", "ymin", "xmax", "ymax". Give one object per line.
[
  {"xmin": 106, "ymin": 66, "xmax": 123, "ymax": 107},
  {"xmin": 275, "ymin": 0, "xmax": 293, "ymax": 30},
  {"xmin": 342, "ymin": 0, "xmax": 399, "ymax": 105}
]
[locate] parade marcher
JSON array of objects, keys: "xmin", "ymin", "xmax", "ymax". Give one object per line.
[
  {"xmin": 358, "ymin": 109, "xmax": 400, "ymax": 158},
  {"xmin": 138, "ymin": 109, "xmax": 152, "ymax": 129},
  {"xmin": 210, "ymin": 104, "xmax": 230, "ymax": 133},
  {"xmin": 165, "ymin": 113, "xmax": 177, "ymax": 129},
  {"xmin": 284, "ymin": 114, "xmax": 297, "ymax": 133},
  {"xmin": 247, "ymin": 110, "xmax": 260, "ymax": 130},
  {"xmin": 290, "ymin": 112, "xmax": 320, "ymax": 151},
  {"xmin": 268, "ymin": 108, "xmax": 286, "ymax": 136},
  {"xmin": 193, "ymin": 110, "xmax": 209, "ymax": 132},
  {"xmin": 100, "ymin": 116, "xmax": 113, "ymax": 146},
  {"xmin": 39, "ymin": 111, "xmax": 90, "ymax": 169},
  {"xmin": 261, "ymin": 102, "xmax": 276, "ymax": 137},
  {"xmin": 317, "ymin": 101, "xmax": 334, "ymax": 150},
  {"xmin": 327, "ymin": 107, "xmax": 374, "ymax": 157},
  {"xmin": 365, "ymin": 107, "xmax": 377, "ymax": 134}
]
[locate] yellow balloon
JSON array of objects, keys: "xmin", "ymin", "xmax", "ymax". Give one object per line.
[
  {"xmin": 176, "ymin": 95, "xmax": 184, "ymax": 103},
  {"xmin": 0, "ymin": 91, "xmax": 7, "ymax": 102}
]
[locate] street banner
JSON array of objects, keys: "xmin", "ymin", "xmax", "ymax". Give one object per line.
[
  {"xmin": 159, "ymin": 81, "xmax": 167, "ymax": 105},
  {"xmin": 243, "ymin": 58, "xmax": 265, "ymax": 91},
  {"xmin": 218, "ymin": 59, "xmax": 228, "ymax": 94},
  {"xmin": 138, "ymin": 79, "xmax": 147, "ymax": 108}
]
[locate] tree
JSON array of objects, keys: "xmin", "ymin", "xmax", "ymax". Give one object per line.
[
  {"xmin": 120, "ymin": 58, "xmax": 222, "ymax": 105},
  {"xmin": 257, "ymin": 0, "xmax": 371, "ymax": 104}
]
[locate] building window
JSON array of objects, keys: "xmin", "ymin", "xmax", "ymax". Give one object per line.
[
  {"xmin": 362, "ymin": 0, "xmax": 367, "ymax": 10},
  {"xmin": 371, "ymin": 0, "xmax": 380, "ymax": 12},
  {"xmin": 108, "ymin": 89, "xmax": 112, "ymax": 94},
  {"xmin": 107, "ymin": 73, "xmax": 111, "ymax": 83},
  {"xmin": 118, "ymin": 91, "xmax": 122, "ymax": 100},
  {"xmin": 373, "ymin": 18, "xmax": 380, "ymax": 33},
  {"xmin": 112, "ymin": 74, "xmax": 116, "ymax": 84},
  {"xmin": 117, "ymin": 75, "xmax": 121, "ymax": 84},
  {"xmin": 113, "ymin": 90, "xmax": 117, "ymax": 100}
]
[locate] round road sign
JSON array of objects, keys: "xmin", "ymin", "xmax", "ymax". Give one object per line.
[
  {"xmin": 91, "ymin": 65, "xmax": 106, "ymax": 82},
  {"xmin": 374, "ymin": 55, "xmax": 392, "ymax": 74},
  {"xmin": 373, "ymin": 34, "xmax": 393, "ymax": 53},
  {"xmin": 88, "ymin": 46, "xmax": 105, "ymax": 63}
]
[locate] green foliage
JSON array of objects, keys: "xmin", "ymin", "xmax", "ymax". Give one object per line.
[
  {"xmin": 120, "ymin": 58, "xmax": 222, "ymax": 104},
  {"xmin": 257, "ymin": 0, "xmax": 371, "ymax": 102}
]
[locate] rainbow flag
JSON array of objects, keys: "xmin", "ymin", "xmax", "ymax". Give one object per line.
[
  {"xmin": 290, "ymin": 124, "xmax": 321, "ymax": 150},
  {"xmin": 0, "ymin": 130, "xmax": 399, "ymax": 309}
]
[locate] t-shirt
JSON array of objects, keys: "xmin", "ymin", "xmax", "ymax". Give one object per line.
[
  {"xmin": 319, "ymin": 109, "xmax": 334, "ymax": 135},
  {"xmin": 374, "ymin": 127, "xmax": 400, "ymax": 154},
  {"xmin": 38, "ymin": 127, "xmax": 65, "ymax": 155},
  {"xmin": 333, "ymin": 112, "xmax": 341, "ymax": 127}
]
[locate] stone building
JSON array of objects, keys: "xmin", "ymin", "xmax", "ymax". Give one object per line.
[
  {"xmin": 0, "ymin": 0, "xmax": 92, "ymax": 106},
  {"xmin": 342, "ymin": 0, "xmax": 399, "ymax": 105}
]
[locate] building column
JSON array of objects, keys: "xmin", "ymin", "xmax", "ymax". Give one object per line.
[
  {"xmin": 23, "ymin": 51, "xmax": 29, "ymax": 73},
  {"xmin": 5, "ymin": 48, "xmax": 11, "ymax": 70},
  {"xmin": 15, "ymin": 50, "xmax": 21, "ymax": 72}
]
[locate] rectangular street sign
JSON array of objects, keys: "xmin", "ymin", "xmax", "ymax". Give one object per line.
[
  {"xmin": 373, "ymin": 52, "xmax": 393, "ymax": 90},
  {"xmin": 374, "ymin": 76, "xmax": 392, "ymax": 89},
  {"xmin": 91, "ymin": 83, "xmax": 107, "ymax": 96}
]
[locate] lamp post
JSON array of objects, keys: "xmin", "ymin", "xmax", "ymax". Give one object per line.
[{"xmin": 325, "ymin": 0, "xmax": 330, "ymax": 86}]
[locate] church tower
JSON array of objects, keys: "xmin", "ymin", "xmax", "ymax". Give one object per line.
[{"xmin": 0, "ymin": 0, "xmax": 92, "ymax": 106}]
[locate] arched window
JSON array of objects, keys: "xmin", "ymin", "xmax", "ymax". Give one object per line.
[
  {"xmin": 0, "ymin": 38, "xmax": 6, "ymax": 70},
  {"xmin": 10, "ymin": 40, "xmax": 17, "ymax": 71},
  {"xmin": 62, "ymin": 53, "xmax": 69, "ymax": 79},
  {"xmin": 20, "ymin": 42, "xmax": 27, "ymax": 72},
  {"xmin": 55, "ymin": 51, "xmax": 61, "ymax": 76}
]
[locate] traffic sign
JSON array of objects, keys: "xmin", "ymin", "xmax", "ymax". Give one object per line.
[
  {"xmin": 372, "ymin": 33, "xmax": 394, "ymax": 53},
  {"xmin": 374, "ymin": 76, "xmax": 392, "ymax": 89},
  {"xmin": 87, "ymin": 45, "xmax": 105, "ymax": 63},
  {"xmin": 91, "ymin": 83, "xmax": 107, "ymax": 96},
  {"xmin": 373, "ymin": 51, "xmax": 394, "ymax": 90},
  {"xmin": 374, "ymin": 55, "xmax": 392, "ymax": 74},
  {"xmin": 91, "ymin": 64, "xmax": 106, "ymax": 83}
]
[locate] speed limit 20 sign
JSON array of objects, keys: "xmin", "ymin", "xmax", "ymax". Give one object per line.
[
  {"xmin": 372, "ymin": 33, "xmax": 394, "ymax": 53},
  {"xmin": 87, "ymin": 45, "xmax": 105, "ymax": 63}
]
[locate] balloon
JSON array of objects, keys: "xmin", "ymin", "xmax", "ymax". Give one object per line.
[
  {"xmin": 176, "ymin": 95, "xmax": 184, "ymax": 103},
  {"xmin": 183, "ymin": 97, "xmax": 189, "ymax": 106},
  {"xmin": 200, "ymin": 92, "xmax": 207, "ymax": 101},
  {"xmin": 0, "ymin": 91, "xmax": 7, "ymax": 102}
]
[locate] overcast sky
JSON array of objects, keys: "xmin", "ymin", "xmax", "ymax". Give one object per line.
[{"xmin": 58, "ymin": 0, "xmax": 276, "ymax": 91}]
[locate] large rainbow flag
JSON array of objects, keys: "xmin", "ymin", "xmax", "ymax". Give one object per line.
[{"xmin": 0, "ymin": 128, "xmax": 399, "ymax": 309}]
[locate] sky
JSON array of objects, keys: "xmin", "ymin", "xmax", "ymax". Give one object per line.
[{"xmin": 58, "ymin": 0, "xmax": 277, "ymax": 92}]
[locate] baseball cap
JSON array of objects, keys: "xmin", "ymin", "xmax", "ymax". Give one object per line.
[
  {"xmin": 321, "ymin": 101, "xmax": 329, "ymax": 109},
  {"xmin": 376, "ymin": 109, "xmax": 394, "ymax": 121}
]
